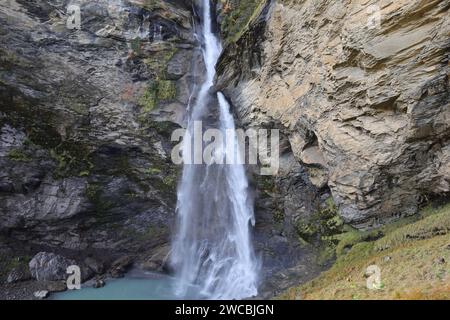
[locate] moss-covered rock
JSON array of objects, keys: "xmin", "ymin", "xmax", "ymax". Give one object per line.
[
  {"xmin": 49, "ymin": 142, "xmax": 93, "ymax": 179},
  {"xmin": 143, "ymin": 47, "xmax": 178, "ymax": 77},
  {"xmin": 7, "ymin": 148, "xmax": 31, "ymax": 162},
  {"xmin": 219, "ymin": 0, "xmax": 267, "ymax": 44},
  {"xmin": 294, "ymin": 196, "xmax": 343, "ymax": 244},
  {"xmin": 139, "ymin": 79, "xmax": 177, "ymax": 113}
]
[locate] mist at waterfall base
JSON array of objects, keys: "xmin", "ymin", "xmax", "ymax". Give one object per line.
[
  {"xmin": 170, "ymin": 0, "xmax": 259, "ymax": 300},
  {"xmin": 54, "ymin": 0, "xmax": 259, "ymax": 300}
]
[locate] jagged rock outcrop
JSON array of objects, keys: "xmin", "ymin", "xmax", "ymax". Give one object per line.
[
  {"xmin": 0, "ymin": 0, "xmax": 197, "ymax": 279},
  {"xmin": 29, "ymin": 252, "xmax": 75, "ymax": 281},
  {"xmin": 218, "ymin": 0, "xmax": 450, "ymax": 229}
]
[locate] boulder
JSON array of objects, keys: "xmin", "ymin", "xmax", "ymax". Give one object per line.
[
  {"xmin": 93, "ymin": 279, "xmax": 106, "ymax": 289},
  {"xmin": 33, "ymin": 290, "xmax": 49, "ymax": 300},
  {"xmin": 29, "ymin": 252, "xmax": 76, "ymax": 282},
  {"xmin": 139, "ymin": 245, "xmax": 171, "ymax": 272}
]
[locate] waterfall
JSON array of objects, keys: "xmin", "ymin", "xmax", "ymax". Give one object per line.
[{"xmin": 171, "ymin": 0, "xmax": 259, "ymax": 299}]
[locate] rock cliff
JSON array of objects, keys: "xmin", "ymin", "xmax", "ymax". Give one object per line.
[
  {"xmin": 217, "ymin": 0, "xmax": 450, "ymax": 229},
  {"xmin": 0, "ymin": 0, "xmax": 196, "ymax": 277}
]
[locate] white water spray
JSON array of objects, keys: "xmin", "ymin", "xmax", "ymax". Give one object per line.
[{"xmin": 171, "ymin": 0, "xmax": 259, "ymax": 299}]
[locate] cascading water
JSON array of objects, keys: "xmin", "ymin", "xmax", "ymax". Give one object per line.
[{"xmin": 171, "ymin": 0, "xmax": 259, "ymax": 299}]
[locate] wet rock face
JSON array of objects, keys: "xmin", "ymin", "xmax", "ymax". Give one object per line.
[
  {"xmin": 0, "ymin": 0, "xmax": 196, "ymax": 259},
  {"xmin": 218, "ymin": 0, "xmax": 450, "ymax": 229},
  {"xmin": 251, "ymin": 152, "xmax": 329, "ymax": 295},
  {"xmin": 29, "ymin": 252, "xmax": 75, "ymax": 282}
]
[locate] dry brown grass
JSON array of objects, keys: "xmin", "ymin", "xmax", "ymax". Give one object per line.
[
  {"xmin": 279, "ymin": 204, "xmax": 450, "ymax": 300},
  {"xmin": 375, "ymin": 204, "xmax": 450, "ymax": 251}
]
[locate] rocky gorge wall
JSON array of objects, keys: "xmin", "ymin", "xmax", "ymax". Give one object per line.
[
  {"xmin": 217, "ymin": 0, "xmax": 450, "ymax": 230},
  {"xmin": 0, "ymin": 0, "xmax": 198, "ymax": 281}
]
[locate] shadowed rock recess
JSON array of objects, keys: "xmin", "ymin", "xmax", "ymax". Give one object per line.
[{"xmin": 0, "ymin": 0, "xmax": 449, "ymax": 300}]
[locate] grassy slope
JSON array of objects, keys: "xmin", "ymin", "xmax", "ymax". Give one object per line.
[{"xmin": 279, "ymin": 204, "xmax": 450, "ymax": 300}]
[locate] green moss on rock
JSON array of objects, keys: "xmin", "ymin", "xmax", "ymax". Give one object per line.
[
  {"xmin": 295, "ymin": 221, "xmax": 317, "ymax": 242},
  {"xmin": 162, "ymin": 175, "xmax": 176, "ymax": 188},
  {"xmin": 144, "ymin": 48, "xmax": 177, "ymax": 77},
  {"xmin": 85, "ymin": 183, "xmax": 114, "ymax": 223},
  {"xmin": 139, "ymin": 79, "xmax": 176, "ymax": 113},
  {"xmin": 295, "ymin": 197, "xmax": 343, "ymax": 244},
  {"xmin": 144, "ymin": 167, "xmax": 162, "ymax": 175},
  {"xmin": 49, "ymin": 141, "xmax": 93, "ymax": 179},
  {"xmin": 273, "ymin": 209, "xmax": 284, "ymax": 223},
  {"xmin": 219, "ymin": 0, "xmax": 267, "ymax": 43},
  {"xmin": 7, "ymin": 148, "xmax": 31, "ymax": 162},
  {"xmin": 157, "ymin": 80, "xmax": 177, "ymax": 100}
]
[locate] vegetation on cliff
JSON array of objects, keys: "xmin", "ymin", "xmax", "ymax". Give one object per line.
[{"xmin": 219, "ymin": 0, "xmax": 267, "ymax": 43}]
